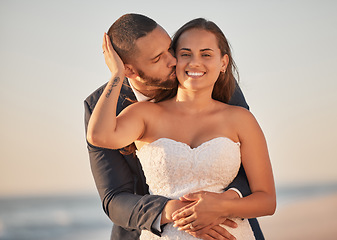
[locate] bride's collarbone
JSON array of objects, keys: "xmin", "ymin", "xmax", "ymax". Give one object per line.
[
  {"xmin": 143, "ymin": 107, "xmax": 237, "ymax": 146},
  {"xmin": 149, "ymin": 112, "xmax": 227, "ymax": 134}
]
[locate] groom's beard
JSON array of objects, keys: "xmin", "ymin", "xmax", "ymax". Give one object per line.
[{"xmin": 137, "ymin": 68, "xmax": 177, "ymax": 90}]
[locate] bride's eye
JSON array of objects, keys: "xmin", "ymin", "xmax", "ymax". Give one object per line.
[{"xmin": 180, "ymin": 52, "xmax": 191, "ymax": 57}]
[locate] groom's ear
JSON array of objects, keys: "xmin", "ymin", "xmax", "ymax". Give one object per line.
[{"xmin": 124, "ymin": 64, "xmax": 139, "ymax": 79}]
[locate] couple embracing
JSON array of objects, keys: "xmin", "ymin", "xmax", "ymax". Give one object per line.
[{"xmin": 85, "ymin": 13, "xmax": 275, "ymax": 240}]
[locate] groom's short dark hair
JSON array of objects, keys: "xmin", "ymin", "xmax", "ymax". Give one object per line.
[{"xmin": 107, "ymin": 13, "xmax": 158, "ymax": 63}]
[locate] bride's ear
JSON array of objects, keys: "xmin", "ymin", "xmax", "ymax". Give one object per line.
[
  {"xmin": 124, "ymin": 64, "xmax": 138, "ymax": 79},
  {"xmin": 221, "ymin": 54, "xmax": 229, "ymax": 73}
]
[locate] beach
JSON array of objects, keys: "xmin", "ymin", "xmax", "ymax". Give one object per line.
[
  {"xmin": 1, "ymin": 187, "xmax": 337, "ymax": 240},
  {"xmin": 259, "ymin": 193, "xmax": 337, "ymax": 240}
]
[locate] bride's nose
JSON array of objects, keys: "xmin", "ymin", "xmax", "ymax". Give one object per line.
[{"xmin": 188, "ymin": 55, "xmax": 201, "ymax": 67}]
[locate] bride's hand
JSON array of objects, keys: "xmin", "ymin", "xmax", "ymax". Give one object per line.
[
  {"xmin": 172, "ymin": 191, "xmax": 238, "ymax": 231},
  {"xmin": 102, "ymin": 33, "xmax": 125, "ymax": 76},
  {"xmin": 172, "ymin": 191, "xmax": 223, "ymax": 231}
]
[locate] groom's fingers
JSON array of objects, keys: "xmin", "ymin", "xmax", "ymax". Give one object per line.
[
  {"xmin": 172, "ymin": 202, "xmax": 196, "ymax": 220},
  {"xmin": 187, "ymin": 218, "xmax": 236, "ymax": 240},
  {"xmin": 173, "ymin": 210, "xmax": 194, "ymax": 226},
  {"xmin": 220, "ymin": 219, "xmax": 238, "ymax": 228},
  {"xmin": 173, "ymin": 215, "xmax": 195, "ymax": 230},
  {"xmin": 211, "ymin": 225, "xmax": 236, "ymax": 240},
  {"xmin": 179, "ymin": 196, "xmax": 189, "ymax": 201},
  {"xmin": 172, "ymin": 208, "xmax": 191, "ymax": 220}
]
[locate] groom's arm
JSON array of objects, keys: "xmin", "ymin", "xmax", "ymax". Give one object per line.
[
  {"xmin": 225, "ymin": 166, "xmax": 252, "ymax": 197},
  {"xmin": 84, "ymin": 99, "xmax": 169, "ymax": 236}
]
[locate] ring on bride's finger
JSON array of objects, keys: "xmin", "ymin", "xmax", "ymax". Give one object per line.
[{"xmin": 189, "ymin": 223, "xmax": 195, "ymax": 230}]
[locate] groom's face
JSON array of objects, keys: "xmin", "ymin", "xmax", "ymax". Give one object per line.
[{"xmin": 131, "ymin": 26, "xmax": 177, "ymax": 89}]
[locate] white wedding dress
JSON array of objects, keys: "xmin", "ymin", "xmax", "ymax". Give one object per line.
[{"xmin": 136, "ymin": 137, "xmax": 255, "ymax": 240}]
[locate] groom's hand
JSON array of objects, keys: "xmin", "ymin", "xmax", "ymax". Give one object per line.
[{"xmin": 160, "ymin": 199, "xmax": 192, "ymax": 225}]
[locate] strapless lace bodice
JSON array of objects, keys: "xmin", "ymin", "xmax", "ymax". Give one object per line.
[
  {"xmin": 136, "ymin": 137, "xmax": 255, "ymax": 240},
  {"xmin": 137, "ymin": 137, "xmax": 241, "ymax": 198}
]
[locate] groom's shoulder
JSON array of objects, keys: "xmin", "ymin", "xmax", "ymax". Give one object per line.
[{"xmin": 84, "ymin": 82, "xmax": 108, "ymax": 110}]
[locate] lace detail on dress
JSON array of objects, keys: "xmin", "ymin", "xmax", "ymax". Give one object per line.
[{"xmin": 136, "ymin": 137, "xmax": 255, "ymax": 240}]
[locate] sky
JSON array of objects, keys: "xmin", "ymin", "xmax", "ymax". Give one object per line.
[{"xmin": 0, "ymin": 0, "xmax": 336, "ymax": 196}]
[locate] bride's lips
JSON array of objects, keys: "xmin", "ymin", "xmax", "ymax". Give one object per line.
[{"xmin": 186, "ymin": 71, "xmax": 205, "ymax": 78}]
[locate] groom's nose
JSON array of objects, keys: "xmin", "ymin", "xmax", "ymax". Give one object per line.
[{"xmin": 167, "ymin": 51, "xmax": 177, "ymax": 68}]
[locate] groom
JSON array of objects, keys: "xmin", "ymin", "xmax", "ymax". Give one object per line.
[{"xmin": 84, "ymin": 13, "xmax": 264, "ymax": 240}]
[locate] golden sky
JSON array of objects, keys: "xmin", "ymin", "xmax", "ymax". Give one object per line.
[{"xmin": 1, "ymin": 0, "xmax": 336, "ymax": 196}]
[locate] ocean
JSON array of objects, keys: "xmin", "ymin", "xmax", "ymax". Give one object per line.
[
  {"xmin": 1, "ymin": 183, "xmax": 337, "ymax": 240},
  {"xmin": 0, "ymin": 194, "xmax": 111, "ymax": 240}
]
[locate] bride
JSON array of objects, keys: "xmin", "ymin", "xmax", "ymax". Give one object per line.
[{"xmin": 87, "ymin": 18, "xmax": 276, "ymax": 239}]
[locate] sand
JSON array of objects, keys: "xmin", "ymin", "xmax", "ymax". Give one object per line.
[{"xmin": 258, "ymin": 193, "xmax": 337, "ymax": 240}]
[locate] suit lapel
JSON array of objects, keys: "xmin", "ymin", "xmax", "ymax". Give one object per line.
[
  {"xmin": 117, "ymin": 79, "xmax": 148, "ymax": 194},
  {"xmin": 117, "ymin": 78, "xmax": 137, "ymax": 115}
]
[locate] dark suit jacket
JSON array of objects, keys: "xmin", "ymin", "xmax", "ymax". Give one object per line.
[{"xmin": 84, "ymin": 79, "xmax": 264, "ymax": 240}]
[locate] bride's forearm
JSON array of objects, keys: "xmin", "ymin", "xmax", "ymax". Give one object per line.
[
  {"xmin": 221, "ymin": 191, "xmax": 276, "ymax": 219},
  {"xmin": 87, "ymin": 72, "xmax": 124, "ymax": 148},
  {"xmin": 87, "ymin": 32, "xmax": 129, "ymax": 149}
]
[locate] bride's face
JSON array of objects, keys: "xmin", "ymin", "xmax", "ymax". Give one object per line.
[{"xmin": 175, "ymin": 28, "xmax": 228, "ymax": 91}]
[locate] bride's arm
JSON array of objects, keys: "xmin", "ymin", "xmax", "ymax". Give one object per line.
[
  {"xmin": 223, "ymin": 108, "xmax": 276, "ymax": 218},
  {"xmin": 87, "ymin": 33, "xmax": 145, "ymax": 149}
]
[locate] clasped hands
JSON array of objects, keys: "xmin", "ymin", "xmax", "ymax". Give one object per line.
[{"xmin": 164, "ymin": 190, "xmax": 239, "ymax": 240}]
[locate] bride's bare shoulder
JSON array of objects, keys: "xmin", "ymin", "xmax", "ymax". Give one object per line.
[
  {"xmin": 123, "ymin": 101, "xmax": 165, "ymax": 116},
  {"xmin": 222, "ymin": 104, "xmax": 257, "ymax": 124},
  {"xmin": 127, "ymin": 101, "xmax": 158, "ymax": 110},
  {"xmin": 227, "ymin": 104, "xmax": 250, "ymax": 114}
]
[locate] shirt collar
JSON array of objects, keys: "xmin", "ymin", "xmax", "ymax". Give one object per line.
[{"xmin": 128, "ymin": 78, "xmax": 150, "ymax": 102}]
